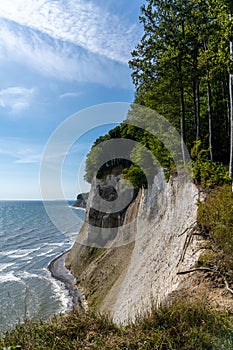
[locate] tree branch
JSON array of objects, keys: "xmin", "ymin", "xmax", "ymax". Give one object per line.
[
  {"xmin": 177, "ymin": 267, "xmax": 216, "ymax": 275},
  {"xmin": 224, "ymin": 277, "xmax": 233, "ymax": 295},
  {"xmin": 178, "ymin": 222, "xmax": 197, "ymax": 237}
]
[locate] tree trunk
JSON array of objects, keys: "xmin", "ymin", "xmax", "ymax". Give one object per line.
[
  {"xmin": 204, "ymin": 42, "xmax": 213, "ymax": 161},
  {"xmin": 229, "ymin": 4, "xmax": 233, "ymax": 191},
  {"xmin": 207, "ymin": 74, "xmax": 214, "ymax": 161},
  {"xmin": 193, "ymin": 52, "xmax": 200, "ymax": 140},
  {"xmin": 193, "ymin": 79, "xmax": 200, "ymax": 140},
  {"xmin": 196, "ymin": 81, "xmax": 200, "ymax": 140},
  {"xmin": 179, "ymin": 19, "xmax": 187, "ymax": 165},
  {"xmin": 229, "ymin": 73, "xmax": 233, "ymax": 187},
  {"xmin": 221, "ymin": 74, "xmax": 230, "ymax": 137},
  {"xmin": 179, "ymin": 59, "xmax": 186, "ymax": 165}
]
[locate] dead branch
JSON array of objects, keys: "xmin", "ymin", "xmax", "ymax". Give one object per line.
[
  {"xmin": 177, "ymin": 267, "xmax": 216, "ymax": 275},
  {"xmin": 178, "ymin": 222, "xmax": 197, "ymax": 237},
  {"xmin": 177, "ymin": 228, "xmax": 195, "ymax": 266},
  {"xmin": 224, "ymin": 277, "xmax": 233, "ymax": 295}
]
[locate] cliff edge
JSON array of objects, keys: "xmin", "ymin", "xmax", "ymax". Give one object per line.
[{"xmin": 66, "ymin": 170, "xmax": 202, "ymax": 324}]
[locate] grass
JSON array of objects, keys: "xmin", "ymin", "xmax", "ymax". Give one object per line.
[
  {"xmin": 1, "ymin": 299, "xmax": 233, "ymax": 350},
  {"xmin": 197, "ymin": 184, "xmax": 233, "ymax": 278}
]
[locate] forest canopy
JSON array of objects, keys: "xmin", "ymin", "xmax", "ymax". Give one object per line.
[{"xmin": 85, "ymin": 0, "xmax": 233, "ymax": 189}]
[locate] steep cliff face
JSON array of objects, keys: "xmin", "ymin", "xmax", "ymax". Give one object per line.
[
  {"xmin": 66, "ymin": 174, "xmax": 140, "ymax": 308},
  {"xmin": 112, "ymin": 172, "xmax": 200, "ymax": 324},
  {"xmin": 66, "ymin": 170, "xmax": 201, "ymax": 324},
  {"xmin": 73, "ymin": 193, "xmax": 89, "ymax": 209}
]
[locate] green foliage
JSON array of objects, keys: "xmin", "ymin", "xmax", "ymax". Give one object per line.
[
  {"xmin": 191, "ymin": 140, "xmax": 231, "ymax": 188},
  {"xmin": 1, "ymin": 300, "xmax": 233, "ymax": 349},
  {"xmin": 84, "ymin": 119, "xmax": 174, "ymax": 188},
  {"xmin": 197, "ymin": 185, "xmax": 233, "ymax": 275},
  {"xmin": 123, "ymin": 165, "xmax": 148, "ymax": 189},
  {"xmin": 129, "ymin": 0, "xmax": 232, "ymax": 162},
  {"xmin": 84, "ymin": 0, "xmax": 233, "ymax": 187}
]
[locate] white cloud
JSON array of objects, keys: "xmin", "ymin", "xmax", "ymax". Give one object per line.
[
  {"xmin": 0, "ymin": 0, "xmax": 140, "ymax": 64},
  {"xmin": 0, "ymin": 19, "xmax": 132, "ymax": 87},
  {"xmin": 0, "ymin": 138, "xmax": 42, "ymax": 163},
  {"xmin": 59, "ymin": 92, "xmax": 83, "ymax": 99},
  {"xmin": 0, "ymin": 86, "xmax": 35, "ymax": 114}
]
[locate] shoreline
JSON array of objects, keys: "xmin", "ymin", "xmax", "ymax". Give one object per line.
[{"xmin": 48, "ymin": 250, "xmax": 83, "ymax": 310}]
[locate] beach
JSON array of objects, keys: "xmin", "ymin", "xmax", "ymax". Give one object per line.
[{"xmin": 48, "ymin": 251, "xmax": 83, "ymax": 310}]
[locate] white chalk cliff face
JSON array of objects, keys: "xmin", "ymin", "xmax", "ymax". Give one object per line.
[
  {"xmin": 112, "ymin": 171, "xmax": 200, "ymax": 324},
  {"xmin": 68, "ymin": 170, "xmax": 201, "ymax": 325}
]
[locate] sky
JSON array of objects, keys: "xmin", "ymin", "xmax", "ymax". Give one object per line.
[{"xmin": 0, "ymin": 0, "xmax": 144, "ymax": 200}]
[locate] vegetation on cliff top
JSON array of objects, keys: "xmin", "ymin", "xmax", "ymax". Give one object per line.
[
  {"xmin": 197, "ymin": 184, "xmax": 233, "ymax": 283},
  {"xmin": 1, "ymin": 299, "xmax": 233, "ymax": 349},
  {"xmin": 84, "ymin": 0, "xmax": 233, "ymax": 189}
]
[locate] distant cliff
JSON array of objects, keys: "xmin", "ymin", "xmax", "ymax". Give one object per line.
[
  {"xmin": 73, "ymin": 193, "xmax": 89, "ymax": 209},
  {"xmin": 66, "ymin": 170, "xmax": 202, "ymax": 324}
]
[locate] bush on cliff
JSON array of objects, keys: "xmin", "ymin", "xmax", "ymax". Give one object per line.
[{"xmin": 197, "ymin": 184, "xmax": 233, "ymax": 279}]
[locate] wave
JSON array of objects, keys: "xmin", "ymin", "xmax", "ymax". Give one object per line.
[
  {"xmin": 0, "ymin": 200, "xmax": 85, "ymax": 334},
  {"xmin": 36, "ymin": 248, "xmax": 56, "ymax": 258},
  {"xmin": 18, "ymin": 271, "xmax": 41, "ymax": 280},
  {"xmin": 0, "ymin": 263, "xmax": 15, "ymax": 272},
  {"xmin": 43, "ymin": 268, "xmax": 73, "ymax": 313},
  {"xmin": 14, "ymin": 226, "xmax": 25, "ymax": 231},
  {"xmin": 69, "ymin": 205, "xmax": 86, "ymax": 211},
  {"xmin": 4, "ymin": 248, "xmax": 41, "ymax": 259},
  {"xmin": 0, "ymin": 272, "xmax": 21, "ymax": 283}
]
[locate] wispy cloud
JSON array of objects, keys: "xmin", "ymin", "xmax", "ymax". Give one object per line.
[
  {"xmin": 0, "ymin": 86, "xmax": 35, "ymax": 114},
  {"xmin": 0, "ymin": 138, "xmax": 42, "ymax": 163},
  {"xmin": 59, "ymin": 92, "xmax": 83, "ymax": 99},
  {"xmin": 0, "ymin": 0, "xmax": 140, "ymax": 63},
  {"xmin": 0, "ymin": 19, "xmax": 131, "ymax": 87},
  {"xmin": 0, "ymin": 0, "xmax": 142, "ymax": 87}
]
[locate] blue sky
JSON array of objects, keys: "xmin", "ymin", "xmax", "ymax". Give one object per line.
[{"xmin": 0, "ymin": 0, "xmax": 144, "ymax": 199}]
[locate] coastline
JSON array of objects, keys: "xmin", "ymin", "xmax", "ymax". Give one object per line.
[{"xmin": 48, "ymin": 251, "xmax": 83, "ymax": 310}]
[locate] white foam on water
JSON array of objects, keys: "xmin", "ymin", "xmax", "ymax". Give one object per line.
[
  {"xmin": 46, "ymin": 242, "xmax": 64, "ymax": 247},
  {"xmin": 0, "ymin": 263, "xmax": 14, "ymax": 272},
  {"xmin": 36, "ymin": 243, "xmax": 65, "ymax": 257},
  {"xmin": 14, "ymin": 226, "xmax": 24, "ymax": 231},
  {"xmin": 0, "ymin": 200, "xmax": 86, "ymax": 335},
  {"xmin": 69, "ymin": 206, "xmax": 86, "ymax": 211},
  {"xmin": 5, "ymin": 248, "xmax": 40, "ymax": 259},
  {"xmin": 43, "ymin": 268, "xmax": 73, "ymax": 313},
  {"xmin": 18, "ymin": 271, "xmax": 41, "ymax": 280},
  {"xmin": 0, "ymin": 272, "xmax": 21, "ymax": 283},
  {"xmin": 73, "ymin": 206, "xmax": 86, "ymax": 212},
  {"xmin": 36, "ymin": 248, "xmax": 55, "ymax": 257}
]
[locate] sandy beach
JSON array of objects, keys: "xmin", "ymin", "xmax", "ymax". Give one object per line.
[{"xmin": 48, "ymin": 251, "xmax": 83, "ymax": 310}]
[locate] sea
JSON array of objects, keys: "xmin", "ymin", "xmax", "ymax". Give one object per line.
[{"xmin": 0, "ymin": 200, "xmax": 85, "ymax": 335}]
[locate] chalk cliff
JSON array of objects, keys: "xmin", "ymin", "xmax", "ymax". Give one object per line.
[
  {"xmin": 73, "ymin": 193, "xmax": 89, "ymax": 209},
  {"xmin": 66, "ymin": 170, "xmax": 201, "ymax": 324}
]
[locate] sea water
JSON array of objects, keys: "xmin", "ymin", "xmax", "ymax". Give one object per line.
[{"xmin": 0, "ymin": 200, "xmax": 85, "ymax": 335}]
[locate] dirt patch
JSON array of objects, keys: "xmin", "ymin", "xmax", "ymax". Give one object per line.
[{"xmin": 168, "ymin": 271, "xmax": 233, "ymax": 312}]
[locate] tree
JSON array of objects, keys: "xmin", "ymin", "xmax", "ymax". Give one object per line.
[
  {"xmin": 129, "ymin": 0, "xmax": 231, "ymax": 163},
  {"xmin": 84, "ymin": 0, "xmax": 232, "ymax": 189},
  {"xmin": 229, "ymin": 0, "xmax": 233, "ymax": 191}
]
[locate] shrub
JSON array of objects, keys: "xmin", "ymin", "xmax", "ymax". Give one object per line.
[
  {"xmin": 197, "ymin": 185, "xmax": 233, "ymax": 275},
  {"xmin": 191, "ymin": 140, "xmax": 231, "ymax": 188}
]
